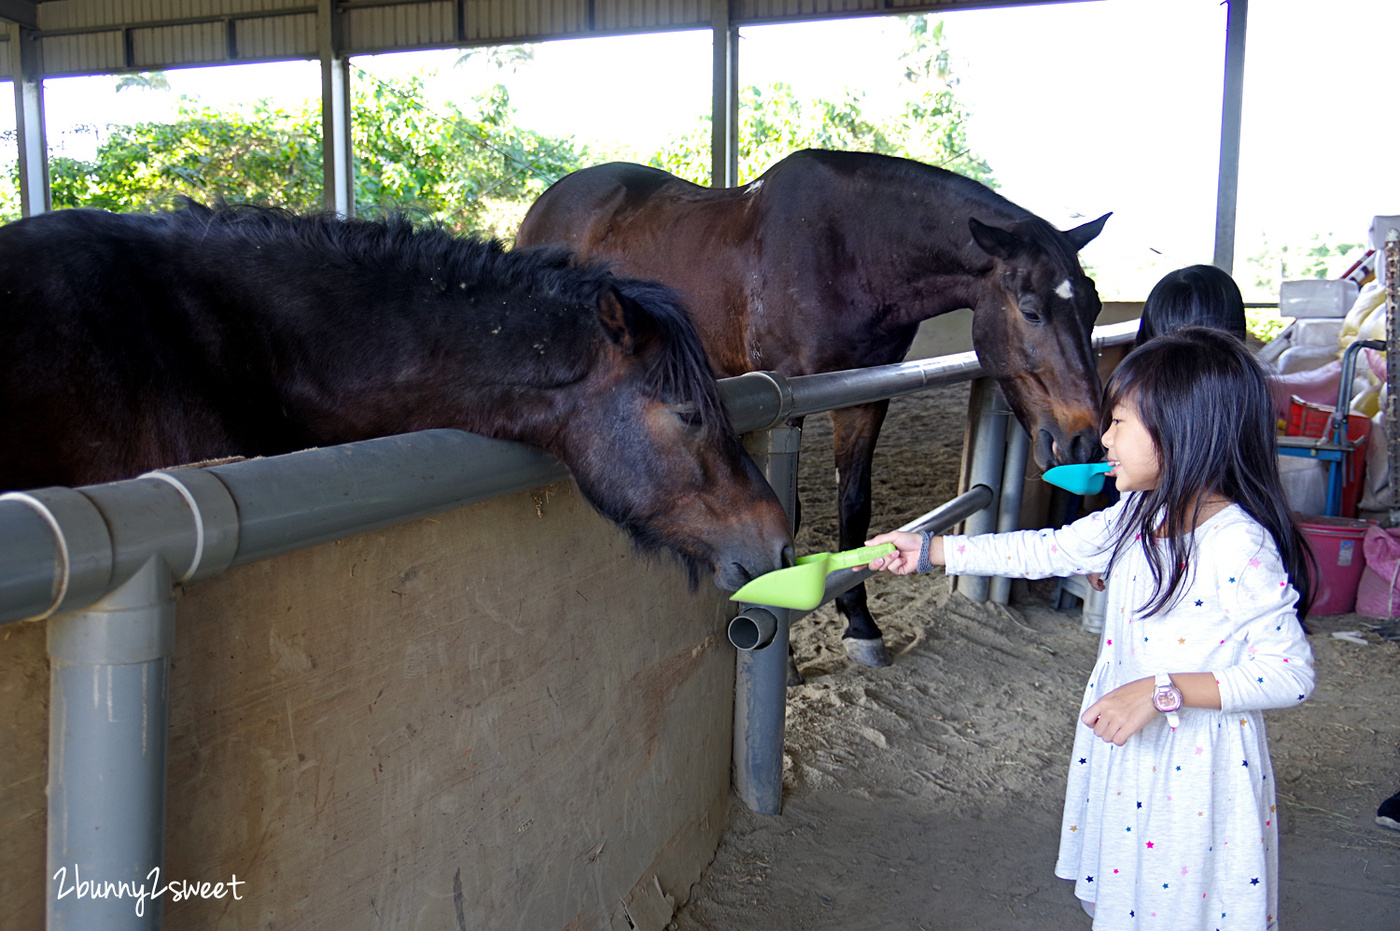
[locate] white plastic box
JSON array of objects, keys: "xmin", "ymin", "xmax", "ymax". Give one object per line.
[{"xmin": 1279, "ymin": 279, "xmax": 1358, "ymax": 318}]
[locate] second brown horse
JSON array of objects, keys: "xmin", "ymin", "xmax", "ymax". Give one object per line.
[{"xmin": 518, "ymin": 149, "xmax": 1109, "ymax": 670}]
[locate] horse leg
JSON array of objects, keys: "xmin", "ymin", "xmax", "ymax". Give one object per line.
[{"xmin": 831, "ymin": 400, "xmax": 893, "ymax": 667}]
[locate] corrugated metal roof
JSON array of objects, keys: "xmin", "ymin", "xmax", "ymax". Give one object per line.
[{"xmin": 1, "ymin": 0, "xmax": 1079, "ymax": 79}]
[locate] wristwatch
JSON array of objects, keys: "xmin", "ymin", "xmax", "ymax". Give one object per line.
[{"xmin": 1152, "ymin": 672, "xmax": 1182, "ymax": 728}]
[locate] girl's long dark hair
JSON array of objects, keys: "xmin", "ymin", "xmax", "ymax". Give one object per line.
[
  {"xmin": 1135, "ymin": 264, "xmax": 1247, "ymax": 346},
  {"xmin": 1104, "ymin": 326, "xmax": 1313, "ymax": 619}
]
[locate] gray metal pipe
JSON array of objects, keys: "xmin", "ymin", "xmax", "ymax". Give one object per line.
[
  {"xmin": 989, "ymin": 424, "xmax": 1031, "ymax": 604},
  {"xmin": 48, "ymin": 558, "xmax": 174, "ymax": 930},
  {"xmin": 721, "ymin": 351, "xmax": 984, "ymax": 434},
  {"xmin": 732, "ymin": 425, "xmax": 800, "ymax": 816},
  {"xmin": 728, "ymin": 606, "xmax": 779, "ymax": 652},
  {"xmin": 786, "ymin": 484, "xmax": 997, "ymax": 619},
  {"xmin": 956, "ymin": 379, "xmax": 1011, "ymax": 602}
]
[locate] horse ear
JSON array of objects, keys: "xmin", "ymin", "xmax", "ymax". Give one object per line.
[
  {"xmin": 968, "ymin": 217, "xmax": 1024, "ymax": 260},
  {"xmin": 596, "ymin": 285, "xmax": 653, "ymax": 353},
  {"xmin": 1065, "ymin": 212, "xmax": 1112, "ymax": 251}
]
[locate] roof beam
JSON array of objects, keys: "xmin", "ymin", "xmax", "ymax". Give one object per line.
[{"xmin": 0, "ymin": 0, "xmax": 37, "ymax": 30}]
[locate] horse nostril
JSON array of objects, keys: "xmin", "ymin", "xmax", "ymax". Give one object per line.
[
  {"xmin": 1071, "ymin": 431, "xmax": 1103, "ymax": 464},
  {"xmin": 780, "ymin": 542, "xmax": 796, "ymax": 570}
]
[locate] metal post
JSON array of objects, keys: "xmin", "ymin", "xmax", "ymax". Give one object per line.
[
  {"xmin": 1385, "ymin": 230, "xmax": 1399, "ymax": 529},
  {"xmin": 1212, "ymin": 0, "xmax": 1247, "ymax": 273},
  {"xmin": 989, "ymin": 423, "xmax": 1030, "ymax": 604},
  {"xmin": 957, "ymin": 378, "xmax": 1009, "ymax": 602},
  {"xmin": 12, "ymin": 23, "xmax": 50, "ymax": 216},
  {"xmin": 319, "ymin": 0, "xmax": 354, "ymax": 217},
  {"xmin": 48, "ymin": 558, "xmax": 175, "ymax": 930},
  {"xmin": 709, "ymin": 0, "xmax": 738, "ymax": 188},
  {"xmin": 732, "ymin": 424, "xmax": 800, "ymax": 815}
]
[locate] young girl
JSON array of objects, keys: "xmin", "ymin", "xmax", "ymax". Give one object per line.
[{"xmin": 867, "ymin": 327, "xmax": 1315, "ymax": 930}]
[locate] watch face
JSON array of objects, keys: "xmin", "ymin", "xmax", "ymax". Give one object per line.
[{"xmin": 1153, "ymin": 686, "xmax": 1182, "ymax": 713}]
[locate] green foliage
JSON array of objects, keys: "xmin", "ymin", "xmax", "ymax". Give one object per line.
[
  {"xmin": 48, "ymin": 102, "xmax": 323, "ymax": 212},
  {"xmin": 650, "ymin": 15, "xmax": 993, "ymax": 186},
  {"xmin": 352, "ymin": 76, "xmax": 585, "ymax": 235},
  {"xmin": 19, "ymin": 68, "xmax": 587, "ymax": 238},
  {"xmin": 1244, "ymin": 307, "xmax": 1290, "ymax": 344},
  {"xmin": 1241, "ymin": 232, "xmax": 1367, "ymax": 299}
]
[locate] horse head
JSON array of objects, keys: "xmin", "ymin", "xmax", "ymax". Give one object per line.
[
  {"xmin": 554, "ymin": 279, "xmax": 794, "ymax": 592},
  {"xmin": 967, "ymin": 212, "xmax": 1111, "ymax": 469}
]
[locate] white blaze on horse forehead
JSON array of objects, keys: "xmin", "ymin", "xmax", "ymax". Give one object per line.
[{"xmin": 1054, "ymin": 279, "xmax": 1075, "ymax": 301}]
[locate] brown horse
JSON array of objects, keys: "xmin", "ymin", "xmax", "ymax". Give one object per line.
[
  {"xmin": 518, "ymin": 149, "xmax": 1109, "ymax": 666},
  {"xmin": 0, "ymin": 202, "xmax": 794, "ymax": 592}
]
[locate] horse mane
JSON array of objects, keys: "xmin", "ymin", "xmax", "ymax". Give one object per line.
[
  {"xmin": 610, "ymin": 276, "xmax": 733, "ymax": 440},
  {"xmin": 787, "ymin": 149, "xmax": 1086, "ymax": 268},
  {"xmin": 165, "ymin": 200, "xmax": 731, "ymax": 437},
  {"xmin": 165, "ymin": 200, "xmax": 619, "ymax": 304}
]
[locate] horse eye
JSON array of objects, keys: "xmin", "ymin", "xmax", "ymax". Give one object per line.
[
  {"xmin": 1022, "ymin": 309, "xmax": 1043, "ymax": 324},
  {"xmin": 675, "ymin": 407, "xmax": 703, "ymax": 428}
]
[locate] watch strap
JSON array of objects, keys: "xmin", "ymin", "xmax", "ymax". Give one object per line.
[{"xmin": 1154, "ymin": 672, "xmax": 1181, "ymax": 728}]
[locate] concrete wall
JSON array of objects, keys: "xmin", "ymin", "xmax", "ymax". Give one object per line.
[{"xmin": 0, "ymin": 479, "xmax": 736, "ymax": 930}]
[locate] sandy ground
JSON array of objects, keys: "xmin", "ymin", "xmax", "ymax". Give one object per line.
[{"xmin": 670, "ymin": 384, "xmax": 1400, "ymax": 931}]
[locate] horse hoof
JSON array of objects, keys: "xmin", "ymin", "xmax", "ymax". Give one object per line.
[
  {"xmin": 844, "ymin": 637, "xmax": 892, "ymax": 667},
  {"xmin": 787, "ymin": 657, "xmax": 805, "ymax": 687}
]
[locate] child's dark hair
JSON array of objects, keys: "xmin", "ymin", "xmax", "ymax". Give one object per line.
[
  {"xmin": 1135, "ymin": 264, "xmax": 1247, "ymax": 346},
  {"xmin": 1103, "ymin": 326, "xmax": 1313, "ymax": 618}
]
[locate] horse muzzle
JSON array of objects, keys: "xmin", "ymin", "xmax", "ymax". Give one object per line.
[{"xmin": 1037, "ymin": 424, "xmax": 1103, "ymax": 470}]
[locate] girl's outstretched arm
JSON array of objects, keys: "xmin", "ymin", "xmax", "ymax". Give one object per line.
[{"xmin": 864, "ymin": 531, "xmax": 943, "ymax": 575}]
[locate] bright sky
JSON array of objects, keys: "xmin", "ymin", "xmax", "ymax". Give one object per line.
[{"xmin": 9, "ymin": 0, "xmax": 1400, "ymax": 301}]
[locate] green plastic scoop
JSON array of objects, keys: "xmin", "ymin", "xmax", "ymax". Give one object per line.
[
  {"xmin": 1042, "ymin": 461, "xmax": 1113, "ymax": 495},
  {"xmin": 730, "ymin": 543, "xmax": 897, "ymax": 610}
]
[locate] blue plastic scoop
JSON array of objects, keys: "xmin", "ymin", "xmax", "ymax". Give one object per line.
[{"xmin": 1041, "ymin": 462, "xmax": 1113, "ymax": 495}]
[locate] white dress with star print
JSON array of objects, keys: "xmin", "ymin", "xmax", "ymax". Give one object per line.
[{"xmin": 943, "ymin": 497, "xmax": 1315, "ymax": 931}]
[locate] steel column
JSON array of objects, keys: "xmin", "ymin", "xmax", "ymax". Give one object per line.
[
  {"xmin": 318, "ymin": 0, "xmax": 353, "ymax": 217},
  {"xmin": 709, "ymin": 0, "xmax": 738, "ymax": 188},
  {"xmin": 989, "ymin": 422, "xmax": 1030, "ymax": 604},
  {"xmin": 956, "ymin": 378, "xmax": 1010, "ymax": 602},
  {"xmin": 1386, "ymin": 230, "xmax": 1399, "ymax": 529},
  {"xmin": 11, "ymin": 22, "xmax": 49, "ymax": 216},
  {"xmin": 1212, "ymin": 0, "xmax": 1248, "ymax": 273},
  {"xmin": 732, "ymin": 424, "xmax": 800, "ymax": 815}
]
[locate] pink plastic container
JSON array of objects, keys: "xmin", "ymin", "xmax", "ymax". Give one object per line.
[{"xmin": 1297, "ymin": 515, "xmax": 1375, "ymax": 615}]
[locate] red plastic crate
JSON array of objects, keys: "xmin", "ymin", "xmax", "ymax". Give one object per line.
[{"xmin": 1284, "ymin": 395, "xmax": 1369, "ymax": 517}]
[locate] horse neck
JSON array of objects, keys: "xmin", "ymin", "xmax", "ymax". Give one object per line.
[{"xmin": 855, "ymin": 220, "xmax": 1003, "ymax": 325}]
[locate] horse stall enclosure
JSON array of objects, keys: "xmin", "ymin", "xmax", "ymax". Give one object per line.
[{"xmin": 0, "ymin": 449, "xmax": 739, "ymax": 930}]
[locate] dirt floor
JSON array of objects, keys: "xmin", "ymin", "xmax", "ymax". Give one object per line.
[{"xmin": 670, "ymin": 384, "xmax": 1400, "ymax": 931}]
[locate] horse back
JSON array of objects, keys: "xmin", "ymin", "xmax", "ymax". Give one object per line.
[
  {"xmin": 0, "ymin": 210, "xmax": 303, "ymax": 487},
  {"xmin": 519, "ymin": 151, "xmax": 996, "ymax": 377},
  {"xmin": 519, "ymin": 163, "xmax": 774, "ymax": 375}
]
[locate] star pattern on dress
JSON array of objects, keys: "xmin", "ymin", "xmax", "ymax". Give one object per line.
[{"xmin": 971, "ymin": 504, "xmax": 1310, "ymax": 924}]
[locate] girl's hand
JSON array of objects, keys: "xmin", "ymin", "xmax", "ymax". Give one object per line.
[
  {"xmin": 1081, "ymin": 677, "xmax": 1159, "ymax": 745},
  {"xmin": 862, "ymin": 531, "xmax": 936, "ymax": 575}
]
